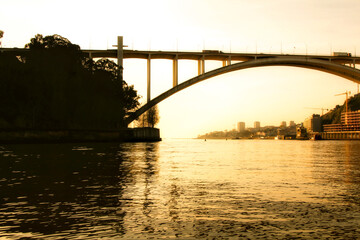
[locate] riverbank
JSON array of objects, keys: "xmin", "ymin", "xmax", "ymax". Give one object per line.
[
  {"xmin": 198, "ymin": 136, "xmax": 275, "ymax": 140},
  {"xmin": 0, "ymin": 127, "xmax": 161, "ymax": 143}
]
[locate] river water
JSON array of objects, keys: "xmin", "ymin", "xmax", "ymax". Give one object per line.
[{"xmin": 1, "ymin": 139, "xmax": 360, "ymax": 239}]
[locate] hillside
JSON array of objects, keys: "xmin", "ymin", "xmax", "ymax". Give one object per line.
[{"xmin": 321, "ymin": 93, "xmax": 360, "ymax": 124}]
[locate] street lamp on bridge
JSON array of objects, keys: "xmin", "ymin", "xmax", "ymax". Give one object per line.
[{"xmin": 112, "ymin": 36, "xmax": 128, "ymax": 81}]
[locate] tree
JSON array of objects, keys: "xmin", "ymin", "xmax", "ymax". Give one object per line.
[
  {"xmin": 0, "ymin": 30, "xmax": 3, "ymax": 47},
  {"xmin": 25, "ymin": 34, "xmax": 80, "ymax": 51},
  {"xmin": 0, "ymin": 34, "xmax": 140, "ymax": 130},
  {"xmin": 135, "ymin": 105, "xmax": 160, "ymax": 128},
  {"xmin": 146, "ymin": 105, "xmax": 160, "ymax": 128}
]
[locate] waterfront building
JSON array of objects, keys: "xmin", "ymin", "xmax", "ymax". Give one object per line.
[
  {"xmin": 323, "ymin": 110, "xmax": 360, "ymax": 133},
  {"xmin": 296, "ymin": 124, "xmax": 308, "ymax": 139},
  {"xmin": 322, "ymin": 110, "xmax": 360, "ymax": 140},
  {"xmin": 289, "ymin": 121, "xmax": 296, "ymax": 127},
  {"xmin": 303, "ymin": 114, "xmax": 322, "ymax": 133},
  {"xmin": 254, "ymin": 121, "xmax": 260, "ymax": 131},
  {"xmin": 237, "ymin": 122, "xmax": 245, "ymax": 132},
  {"xmin": 280, "ymin": 121, "xmax": 287, "ymax": 128},
  {"xmin": 277, "ymin": 128, "xmax": 296, "ymax": 140}
]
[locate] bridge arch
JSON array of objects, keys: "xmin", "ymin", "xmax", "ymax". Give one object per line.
[{"xmin": 125, "ymin": 56, "xmax": 360, "ymax": 125}]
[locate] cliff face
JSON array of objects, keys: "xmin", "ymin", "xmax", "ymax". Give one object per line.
[{"xmin": 321, "ymin": 93, "xmax": 360, "ymax": 124}]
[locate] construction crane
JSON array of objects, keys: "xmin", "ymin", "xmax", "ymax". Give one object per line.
[
  {"xmin": 304, "ymin": 107, "xmax": 329, "ymax": 115},
  {"xmin": 335, "ymin": 91, "xmax": 351, "ymax": 113}
]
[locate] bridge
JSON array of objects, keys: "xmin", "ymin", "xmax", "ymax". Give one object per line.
[
  {"xmin": 3, "ymin": 36, "xmax": 360, "ymax": 126},
  {"xmin": 81, "ymin": 37, "xmax": 360, "ymax": 126}
]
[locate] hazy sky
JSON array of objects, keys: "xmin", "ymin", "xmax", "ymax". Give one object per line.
[{"xmin": 1, "ymin": 0, "xmax": 360, "ymax": 138}]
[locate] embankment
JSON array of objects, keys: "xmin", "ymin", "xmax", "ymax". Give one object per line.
[{"xmin": 0, "ymin": 127, "xmax": 161, "ymax": 143}]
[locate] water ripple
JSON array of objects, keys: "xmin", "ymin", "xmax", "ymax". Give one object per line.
[{"xmin": 0, "ymin": 140, "xmax": 359, "ymax": 238}]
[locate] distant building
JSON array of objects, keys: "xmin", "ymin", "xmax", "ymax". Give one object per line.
[
  {"xmin": 323, "ymin": 110, "xmax": 360, "ymax": 132},
  {"xmin": 304, "ymin": 114, "xmax": 322, "ymax": 133},
  {"xmin": 289, "ymin": 121, "xmax": 296, "ymax": 127},
  {"xmin": 254, "ymin": 121, "xmax": 260, "ymax": 130},
  {"xmin": 296, "ymin": 124, "xmax": 308, "ymax": 139},
  {"xmin": 343, "ymin": 110, "xmax": 360, "ymax": 125},
  {"xmin": 237, "ymin": 122, "xmax": 245, "ymax": 132},
  {"xmin": 322, "ymin": 110, "xmax": 360, "ymax": 140},
  {"xmin": 277, "ymin": 128, "xmax": 296, "ymax": 140},
  {"xmin": 280, "ymin": 121, "xmax": 287, "ymax": 128}
]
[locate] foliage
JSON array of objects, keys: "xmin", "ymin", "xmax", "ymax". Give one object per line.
[
  {"xmin": 321, "ymin": 93, "xmax": 360, "ymax": 125},
  {"xmin": 146, "ymin": 105, "xmax": 160, "ymax": 128},
  {"xmin": 0, "ymin": 34, "xmax": 140, "ymax": 130},
  {"xmin": 25, "ymin": 34, "xmax": 79, "ymax": 50},
  {"xmin": 0, "ymin": 30, "xmax": 3, "ymax": 47},
  {"xmin": 197, "ymin": 129, "xmax": 251, "ymax": 139},
  {"xmin": 135, "ymin": 105, "xmax": 160, "ymax": 128},
  {"xmin": 197, "ymin": 125, "xmax": 284, "ymax": 139}
]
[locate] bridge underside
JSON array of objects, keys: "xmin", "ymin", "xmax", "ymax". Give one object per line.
[{"xmin": 124, "ymin": 56, "xmax": 360, "ymax": 126}]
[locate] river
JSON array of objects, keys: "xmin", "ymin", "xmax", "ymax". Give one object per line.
[{"xmin": 1, "ymin": 139, "xmax": 360, "ymax": 239}]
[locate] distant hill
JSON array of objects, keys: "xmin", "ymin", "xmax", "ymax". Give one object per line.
[{"xmin": 321, "ymin": 93, "xmax": 360, "ymax": 124}]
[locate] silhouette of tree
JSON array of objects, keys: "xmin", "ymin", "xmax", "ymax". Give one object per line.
[
  {"xmin": 135, "ymin": 105, "xmax": 159, "ymax": 128},
  {"xmin": 25, "ymin": 34, "xmax": 80, "ymax": 50},
  {"xmin": 135, "ymin": 112, "xmax": 147, "ymax": 128},
  {"xmin": 146, "ymin": 105, "xmax": 159, "ymax": 128},
  {"xmin": 0, "ymin": 30, "xmax": 3, "ymax": 47},
  {"xmin": 0, "ymin": 34, "xmax": 140, "ymax": 130}
]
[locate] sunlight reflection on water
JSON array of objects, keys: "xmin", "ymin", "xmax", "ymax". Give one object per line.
[{"xmin": 0, "ymin": 140, "xmax": 360, "ymax": 239}]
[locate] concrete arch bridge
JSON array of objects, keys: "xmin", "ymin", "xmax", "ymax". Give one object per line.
[{"xmin": 83, "ymin": 38, "xmax": 360, "ymax": 126}]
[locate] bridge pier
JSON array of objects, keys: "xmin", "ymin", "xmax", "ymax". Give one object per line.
[
  {"xmin": 222, "ymin": 57, "xmax": 232, "ymax": 67},
  {"xmin": 147, "ymin": 55, "xmax": 151, "ymax": 102},
  {"xmin": 173, "ymin": 56, "xmax": 178, "ymax": 87},
  {"xmin": 198, "ymin": 57, "xmax": 205, "ymax": 75}
]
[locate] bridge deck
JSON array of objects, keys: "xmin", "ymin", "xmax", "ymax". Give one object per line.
[
  {"xmin": 84, "ymin": 49, "xmax": 360, "ymax": 65},
  {"xmin": 1, "ymin": 48, "xmax": 359, "ymax": 64}
]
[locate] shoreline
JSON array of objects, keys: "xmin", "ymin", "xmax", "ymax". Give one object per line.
[{"xmin": 0, "ymin": 128, "xmax": 161, "ymax": 144}]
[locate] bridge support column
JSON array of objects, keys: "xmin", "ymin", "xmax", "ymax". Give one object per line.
[
  {"xmin": 147, "ymin": 55, "xmax": 151, "ymax": 102},
  {"xmin": 222, "ymin": 57, "xmax": 232, "ymax": 66},
  {"xmin": 198, "ymin": 60, "xmax": 201, "ymax": 75},
  {"xmin": 198, "ymin": 57, "xmax": 205, "ymax": 75},
  {"xmin": 173, "ymin": 56, "xmax": 178, "ymax": 87}
]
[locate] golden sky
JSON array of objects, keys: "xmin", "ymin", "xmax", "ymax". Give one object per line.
[{"xmin": 1, "ymin": 0, "xmax": 360, "ymax": 138}]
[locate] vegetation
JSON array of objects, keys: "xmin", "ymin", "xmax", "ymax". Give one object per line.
[
  {"xmin": 321, "ymin": 93, "xmax": 360, "ymax": 124},
  {"xmin": 135, "ymin": 105, "xmax": 160, "ymax": 128},
  {"xmin": 198, "ymin": 129, "xmax": 251, "ymax": 139},
  {"xmin": 0, "ymin": 34, "xmax": 140, "ymax": 130},
  {"xmin": 197, "ymin": 126, "xmax": 280, "ymax": 139},
  {"xmin": 0, "ymin": 30, "xmax": 3, "ymax": 46}
]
